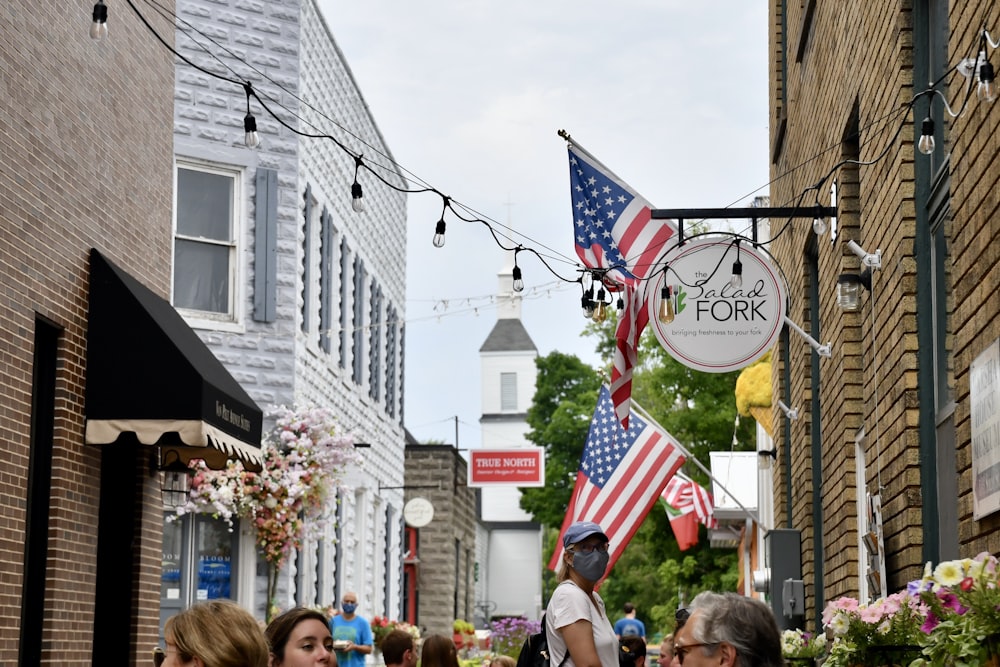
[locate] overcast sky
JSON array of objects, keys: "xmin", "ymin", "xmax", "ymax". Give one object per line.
[{"xmin": 317, "ymin": 2, "xmax": 770, "ymax": 450}]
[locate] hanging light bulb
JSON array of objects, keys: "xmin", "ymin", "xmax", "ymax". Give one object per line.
[
  {"xmin": 581, "ymin": 287, "xmax": 595, "ymax": 319},
  {"xmin": 616, "ymin": 296, "xmax": 625, "ymax": 317},
  {"xmin": 581, "ymin": 271, "xmax": 594, "ymax": 293},
  {"xmin": 432, "ymin": 197, "xmax": 449, "ymax": 247},
  {"xmin": 812, "ymin": 216, "xmax": 827, "ymax": 235},
  {"xmin": 351, "ymin": 156, "xmax": 365, "ymax": 212},
  {"xmin": 730, "ymin": 257, "xmax": 743, "ymax": 289},
  {"xmin": 512, "ymin": 265, "xmax": 525, "ymax": 292},
  {"xmin": 658, "ymin": 285, "xmax": 675, "ymax": 324},
  {"xmin": 918, "ymin": 117, "xmax": 936, "ymax": 155},
  {"xmin": 243, "ymin": 113, "xmax": 261, "ymax": 148},
  {"xmin": 978, "ymin": 60, "xmax": 997, "ymax": 102},
  {"xmin": 432, "ymin": 219, "xmax": 446, "ymax": 248},
  {"xmin": 592, "ymin": 288, "xmax": 607, "ymax": 322},
  {"xmin": 242, "ymin": 83, "xmax": 260, "ymax": 148},
  {"xmin": 90, "ymin": 1, "xmax": 108, "ymax": 40}
]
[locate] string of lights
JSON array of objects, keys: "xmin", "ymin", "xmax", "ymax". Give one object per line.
[{"xmin": 89, "ymin": 1, "xmax": 996, "ymax": 327}]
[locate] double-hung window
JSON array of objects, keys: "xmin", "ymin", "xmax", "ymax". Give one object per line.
[{"xmin": 174, "ymin": 162, "xmax": 240, "ymax": 320}]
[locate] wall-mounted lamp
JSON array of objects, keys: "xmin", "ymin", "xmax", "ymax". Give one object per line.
[
  {"xmin": 757, "ymin": 447, "xmax": 777, "ymax": 470},
  {"xmin": 837, "ymin": 269, "xmax": 872, "ymax": 311},
  {"xmin": 777, "ymin": 400, "xmax": 799, "ymax": 421},
  {"xmin": 153, "ymin": 448, "xmax": 193, "ymax": 509},
  {"xmin": 783, "ymin": 315, "xmax": 832, "ymax": 358}
]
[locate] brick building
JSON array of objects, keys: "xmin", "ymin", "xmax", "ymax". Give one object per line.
[
  {"xmin": 765, "ymin": 0, "xmax": 1000, "ymax": 628},
  {"xmin": 402, "ymin": 444, "xmax": 478, "ymax": 636},
  {"xmin": 0, "ymin": 1, "xmax": 264, "ymax": 664}
]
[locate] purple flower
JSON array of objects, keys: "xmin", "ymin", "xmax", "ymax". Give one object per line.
[{"xmin": 920, "ymin": 613, "xmax": 939, "ymax": 634}]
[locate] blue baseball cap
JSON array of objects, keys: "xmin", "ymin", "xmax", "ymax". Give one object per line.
[{"xmin": 563, "ymin": 521, "xmax": 609, "ymax": 548}]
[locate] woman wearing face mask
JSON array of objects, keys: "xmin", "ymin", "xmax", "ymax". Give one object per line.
[{"xmin": 545, "ymin": 521, "xmax": 618, "ymax": 667}]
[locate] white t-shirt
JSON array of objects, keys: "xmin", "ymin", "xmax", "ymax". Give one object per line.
[{"xmin": 545, "ymin": 581, "xmax": 619, "ymax": 667}]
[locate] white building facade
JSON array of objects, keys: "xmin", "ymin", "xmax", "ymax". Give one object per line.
[
  {"xmin": 167, "ymin": 0, "xmax": 406, "ymax": 626},
  {"xmin": 475, "ymin": 254, "xmax": 544, "ymax": 623}
]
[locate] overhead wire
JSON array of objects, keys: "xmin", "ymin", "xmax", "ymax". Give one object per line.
[{"xmin": 118, "ymin": 0, "xmax": 992, "ymax": 304}]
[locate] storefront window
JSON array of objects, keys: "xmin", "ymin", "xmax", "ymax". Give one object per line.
[{"xmin": 160, "ymin": 513, "xmax": 238, "ymax": 640}]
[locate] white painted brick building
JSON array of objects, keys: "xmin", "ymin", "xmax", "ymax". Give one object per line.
[{"xmin": 168, "ymin": 0, "xmax": 407, "ymax": 626}]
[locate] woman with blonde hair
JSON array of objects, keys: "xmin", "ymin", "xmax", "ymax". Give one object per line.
[
  {"xmin": 154, "ymin": 599, "xmax": 269, "ymax": 667},
  {"xmin": 545, "ymin": 521, "xmax": 618, "ymax": 667}
]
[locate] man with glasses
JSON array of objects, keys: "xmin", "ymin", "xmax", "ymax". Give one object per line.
[{"xmin": 671, "ymin": 592, "xmax": 781, "ymax": 667}]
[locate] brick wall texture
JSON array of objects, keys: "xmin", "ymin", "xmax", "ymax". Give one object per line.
[
  {"xmin": 767, "ymin": 0, "xmax": 1000, "ymax": 626},
  {"xmin": 0, "ymin": 1, "xmax": 175, "ymax": 664},
  {"xmin": 404, "ymin": 446, "xmax": 479, "ymax": 637}
]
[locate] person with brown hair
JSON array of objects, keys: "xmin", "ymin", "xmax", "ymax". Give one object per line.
[
  {"xmin": 380, "ymin": 629, "xmax": 418, "ymax": 667},
  {"xmin": 154, "ymin": 599, "xmax": 269, "ymax": 667},
  {"xmin": 265, "ymin": 606, "xmax": 336, "ymax": 667},
  {"xmin": 420, "ymin": 634, "xmax": 461, "ymax": 667}
]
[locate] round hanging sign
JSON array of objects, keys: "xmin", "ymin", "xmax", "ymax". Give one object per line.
[
  {"xmin": 403, "ymin": 497, "xmax": 434, "ymax": 527},
  {"xmin": 647, "ymin": 237, "xmax": 786, "ymax": 373}
]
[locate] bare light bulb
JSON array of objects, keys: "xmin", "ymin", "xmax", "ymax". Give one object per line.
[
  {"xmin": 581, "ymin": 288, "xmax": 595, "ymax": 319},
  {"xmin": 658, "ymin": 286, "xmax": 674, "ymax": 324},
  {"xmin": 592, "ymin": 288, "xmax": 607, "ymax": 322},
  {"xmin": 350, "ymin": 181, "xmax": 365, "ymax": 212},
  {"xmin": 978, "ymin": 61, "xmax": 997, "ymax": 102},
  {"xmin": 244, "ymin": 114, "xmax": 260, "ymax": 148},
  {"xmin": 918, "ymin": 117, "xmax": 935, "ymax": 155},
  {"xmin": 432, "ymin": 219, "xmax": 446, "ymax": 248},
  {"xmin": 90, "ymin": 2, "xmax": 108, "ymax": 40},
  {"xmin": 812, "ymin": 217, "xmax": 827, "ymax": 235},
  {"xmin": 730, "ymin": 259, "xmax": 743, "ymax": 289},
  {"xmin": 512, "ymin": 266, "xmax": 524, "ymax": 292}
]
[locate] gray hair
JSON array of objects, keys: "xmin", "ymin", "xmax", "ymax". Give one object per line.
[{"xmin": 686, "ymin": 592, "xmax": 782, "ymax": 667}]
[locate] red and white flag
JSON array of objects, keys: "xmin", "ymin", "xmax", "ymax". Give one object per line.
[
  {"xmin": 662, "ymin": 474, "xmax": 718, "ymax": 551},
  {"xmin": 549, "ymin": 385, "xmax": 686, "ymax": 579},
  {"xmin": 567, "ymin": 140, "xmax": 676, "ymax": 429}
]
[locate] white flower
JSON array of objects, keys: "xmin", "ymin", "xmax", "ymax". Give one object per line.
[{"xmin": 933, "ymin": 560, "xmax": 965, "ymax": 587}]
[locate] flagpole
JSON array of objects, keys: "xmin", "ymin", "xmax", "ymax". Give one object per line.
[{"xmin": 629, "ymin": 398, "xmax": 772, "ymax": 531}]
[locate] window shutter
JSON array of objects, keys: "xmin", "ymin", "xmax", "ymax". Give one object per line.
[
  {"xmin": 253, "ymin": 167, "xmax": 278, "ymax": 322},
  {"xmin": 301, "ymin": 184, "xmax": 313, "ymax": 333}
]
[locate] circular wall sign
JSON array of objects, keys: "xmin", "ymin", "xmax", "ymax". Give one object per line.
[
  {"xmin": 403, "ymin": 497, "xmax": 434, "ymax": 527},
  {"xmin": 647, "ymin": 237, "xmax": 786, "ymax": 373}
]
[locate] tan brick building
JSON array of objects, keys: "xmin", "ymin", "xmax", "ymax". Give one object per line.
[{"xmin": 766, "ymin": 0, "xmax": 1000, "ymax": 629}]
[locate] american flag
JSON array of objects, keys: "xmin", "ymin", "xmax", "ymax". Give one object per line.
[
  {"xmin": 662, "ymin": 474, "xmax": 718, "ymax": 551},
  {"xmin": 567, "ymin": 142, "xmax": 675, "ymax": 428},
  {"xmin": 548, "ymin": 385, "xmax": 686, "ymax": 579}
]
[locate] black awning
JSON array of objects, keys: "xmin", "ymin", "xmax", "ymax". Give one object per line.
[{"xmin": 84, "ymin": 248, "xmax": 263, "ymax": 471}]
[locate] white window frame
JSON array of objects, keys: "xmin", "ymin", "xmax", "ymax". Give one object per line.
[{"xmin": 173, "ymin": 158, "xmax": 245, "ymax": 331}]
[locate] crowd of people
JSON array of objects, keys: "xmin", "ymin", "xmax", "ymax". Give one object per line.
[
  {"xmin": 154, "ymin": 520, "xmax": 783, "ymax": 667},
  {"xmin": 545, "ymin": 521, "xmax": 784, "ymax": 667}
]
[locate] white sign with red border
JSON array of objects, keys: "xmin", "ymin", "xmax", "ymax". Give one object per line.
[
  {"xmin": 468, "ymin": 448, "xmax": 545, "ymax": 487},
  {"xmin": 647, "ymin": 237, "xmax": 786, "ymax": 373}
]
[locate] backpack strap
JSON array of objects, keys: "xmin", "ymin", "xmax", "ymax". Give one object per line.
[{"xmin": 541, "ymin": 611, "xmax": 570, "ymax": 667}]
